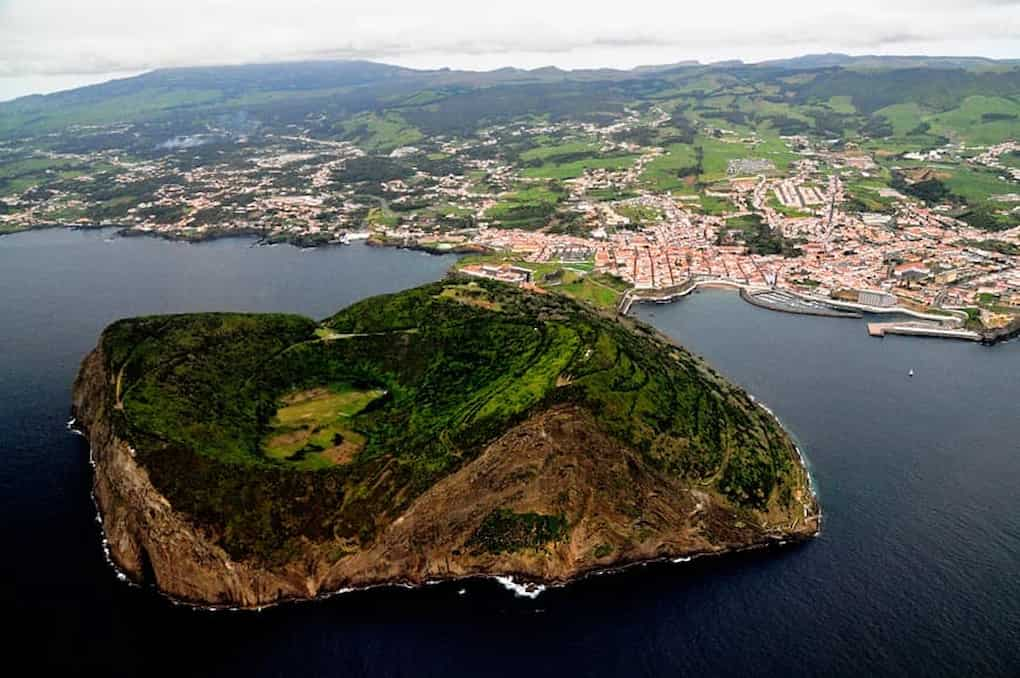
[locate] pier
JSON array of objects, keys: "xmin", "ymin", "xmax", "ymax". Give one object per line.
[{"xmin": 867, "ymin": 322, "xmax": 981, "ymax": 341}]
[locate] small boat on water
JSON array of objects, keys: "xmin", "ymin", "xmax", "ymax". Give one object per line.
[{"xmin": 908, "ymin": 369, "xmax": 915, "ymax": 377}]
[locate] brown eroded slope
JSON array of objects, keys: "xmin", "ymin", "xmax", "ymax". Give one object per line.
[{"xmin": 335, "ymin": 405, "xmax": 817, "ymax": 589}]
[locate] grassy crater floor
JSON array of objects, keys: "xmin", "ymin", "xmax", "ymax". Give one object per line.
[
  {"xmin": 263, "ymin": 384, "xmax": 385, "ymax": 469},
  {"xmin": 97, "ymin": 278, "xmax": 812, "ymax": 566}
]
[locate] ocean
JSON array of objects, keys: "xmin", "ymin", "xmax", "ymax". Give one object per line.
[{"xmin": 2, "ymin": 228, "xmax": 1017, "ymax": 676}]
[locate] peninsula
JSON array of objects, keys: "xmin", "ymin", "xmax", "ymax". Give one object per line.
[{"xmin": 72, "ymin": 278, "xmax": 818, "ymax": 607}]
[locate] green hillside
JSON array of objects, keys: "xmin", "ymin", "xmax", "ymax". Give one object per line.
[{"xmin": 98, "ymin": 279, "xmax": 808, "ymax": 564}]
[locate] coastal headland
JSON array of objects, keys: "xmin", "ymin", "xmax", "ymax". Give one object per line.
[{"xmin": 72, "ymin": 278, "xmax": 818, "ymax": 608}]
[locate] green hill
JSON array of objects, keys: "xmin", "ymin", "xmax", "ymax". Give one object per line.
[{"xmin": 75, "ymin": 278, "xmax": 818, "ymax": 605}]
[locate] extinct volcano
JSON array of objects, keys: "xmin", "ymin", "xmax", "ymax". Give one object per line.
[{"xmin": 72, "ymin": 278, "xmax": 819, "ymax": 607}]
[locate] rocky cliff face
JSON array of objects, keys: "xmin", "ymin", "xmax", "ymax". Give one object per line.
[
  {"xmin": 73, "ymin": 343, "xmax": 819, "ymax": 609},
  {"xmin": 73, "ymin": 347, "xmax": 326, "ymax": 606}
]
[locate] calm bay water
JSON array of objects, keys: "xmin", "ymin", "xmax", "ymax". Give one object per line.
[{"xmin": 2, "ymin": 228, "xmax": 1018, "ymax": 676}]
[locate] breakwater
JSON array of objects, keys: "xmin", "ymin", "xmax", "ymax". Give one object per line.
[{"xmin": 867, "ymin": 322, "xmax": 981, "ymax": 341}]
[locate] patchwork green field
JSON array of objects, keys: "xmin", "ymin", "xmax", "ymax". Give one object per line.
[
  {"xmin": 263, "ymin": 384, "xmax": 385, "ymax": 469},
  {"xmin": 484, "ymin": 183, "xmax": 565, "ymax": 228},
  {"xmin": 2, "ymin": 57, "xmax": 1018, "ymax": 237}
]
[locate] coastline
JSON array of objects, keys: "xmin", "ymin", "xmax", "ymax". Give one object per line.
[
  {"xmin": 6, "ymin": 223, "xmax": 1011, "ymax": 344},
  {"xmin": 0, "ymin": 222, "xmax": 355, "ymax": 249},
  {"xmin": 71, "ymin": 380, "xmax": 819, "ymax": 610}
]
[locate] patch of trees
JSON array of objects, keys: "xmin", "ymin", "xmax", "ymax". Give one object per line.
[
  {"xmin": 794, "ymin": 68, "xmax": 1020, "ymax": 115},
  {"xmin": 966, "ymin": 239, "xmax": 1020, "ymax": 255},
  {"xmin": 460, "ymin": 143, "xmax": 503, "ymax": 161},
  {"xmin": 136, "ymin": 203, "xmax": 188, "ymax": 223},
  {"xmin": 666, "ymin": 114, "xmax": 698, "ymax": 145},
  {"xmin": 960, "ymin": 208, "xmax": 1012, "ymax": 232},
  {"xmin": 488, "ymin": 201, "xmax": 557, "ymax": 227},
  {"xmin": 761, "ymin": 115, "xmax": 810, "ymax": 136},
  {"xmin": 862, "ymin": 116, "xmax": 894, "ymax": 138},
  {"xmin": 19, "ymin": 185, "xmax": 56, "ymax": 202},
  {"xmin": 909, "ymin": 121, "xmax": 932, "ymax": 135},
  {"xmin": 545, "ymin": 210, "xmax": 588, "ymax": 237},
  {"xmin": 333, "ymin": 157, "xmax": 413, "ymax": 184},
  {"xmin": 721, "ymin": 213, "xmax": 801, "ymax": 257},
  {"xmin": 46, "ymin": 130, "xmax": 141, "ymax": 155},
  {"xmin": 467, "ymin": 509, "xmax": 568, "ymax": 554},
  {"xmin": 701, "ymin": 110, "xmax": 750, "ymax": 126},
  {"xmin": 413, "ymin": 155, "xmax": 463, "ymax": 177},
  {"xmin": 171, "ymin": 142, "xmax": 245, "ymax": 171},
  {"xmin": 577, "ymin": 112, "xmax": 618, "ymax": 126},
  {"xmin": 676, "ymin": 145, "xmax": 704, "ymax": 183},
  {"xmin": 612, "ymin": 126, "xmax": 657, "ymax": 146},
  {"xmin": 81, "ymin": 177, "xmax": 182, "ymax": 203},
  {"xmin": 522, "ymin": 150, "xmax": 596, "ymax": 168},
  {"xmin": 389, "ymin": 198, "xmax": 432, "ymax": 212},
  {"xmin": 189, "ymin": 207, "xmax": 232, "ymax": 226},
  {"xmin": 221, "ymin": 192, "xmax": 256, "ymax": 208},
  {"xmin": 437, "ymin": 213, "xmax": 476, "ymax": 230},
  {"xmin": 891, "ymin": 170, "xmax": 954, "ymax": 205},
  {"xmin": 808, "ymin": 110, "xmax": 855, "ymax": 137}
]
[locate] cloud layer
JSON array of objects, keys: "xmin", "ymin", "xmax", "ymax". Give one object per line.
[{"xmin": 0, "ymin": 0, "xmax": 1017, "ymax": 78}]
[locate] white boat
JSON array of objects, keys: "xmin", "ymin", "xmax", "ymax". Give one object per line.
[{"xmin": 908, "ymin": 369, "xmax": 914, "ymax": 377}]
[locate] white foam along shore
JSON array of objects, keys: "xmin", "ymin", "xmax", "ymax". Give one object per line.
[
  {"xmin": 747, "ymin": 395, "xmax": 821, "ymax": 526},
  {"xmin": 493, "ymin": 576, "xmax": 547, "ymax": 599},
  {"xmin": 68, "ymin": 417, "xmax": 140, "ymax": 589}
]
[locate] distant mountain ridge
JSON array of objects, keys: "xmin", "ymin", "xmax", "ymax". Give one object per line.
[
  {"xmin": 754, "ymin": 53, "xmax": 1019, "ymax": 70},
  {"xmin": 1, "ymin": 54, "xmax": 1018, "ymax": 140},
  {"xmin": 5, "ymin": 52, "xmax": 1018, "ymax": 105}
]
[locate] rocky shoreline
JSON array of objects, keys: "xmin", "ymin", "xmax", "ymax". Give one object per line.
[
  {"xmin": 980, "ymin": 318, "xmax": 1020, "ymax": 345},
  {"xmin": 72, "ymin": 338, "xmax": 820, "ymax": 610}
]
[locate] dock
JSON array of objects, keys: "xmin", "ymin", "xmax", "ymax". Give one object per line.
[{"xmin": 867, "ymin": 322, "xmax": 981, "ymax": 341}]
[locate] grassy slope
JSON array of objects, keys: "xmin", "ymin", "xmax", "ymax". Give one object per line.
[
  {"xmin": 930, "ymin": 96, "xmax": 1020, "ymax": 145},
  {"xmin": 338, "ymin": 112, "xmax": 423, "ymax": 153},
  {"xmin": 522, "ymin": 154, "xmax": 638, "ymax": 180},
  {"xmin": 485, "ymin": 184, "xmax": 564, "ymax": 228}
]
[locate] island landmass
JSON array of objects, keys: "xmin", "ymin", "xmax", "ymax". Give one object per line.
[{"xmin": 72, "ymin": 278, "xmax": 819, "ymax": 607}]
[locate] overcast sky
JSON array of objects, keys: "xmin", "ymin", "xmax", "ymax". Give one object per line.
[{"xmin": 0, "ymin": 0, "xmax": 1017, "ymax": 101}]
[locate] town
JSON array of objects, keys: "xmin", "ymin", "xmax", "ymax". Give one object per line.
[{"xmin": 2, "ymin": 97, "xmax": 1019, "ymax": 339}]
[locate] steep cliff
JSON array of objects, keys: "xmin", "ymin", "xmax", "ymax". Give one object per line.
[
  {"xmin": 72, "ymin": 280, "xmax": 820, "ymax": 608},
  {"xmin": 74, "ymin": 347, "xmax": 322, "ymax": 606}
]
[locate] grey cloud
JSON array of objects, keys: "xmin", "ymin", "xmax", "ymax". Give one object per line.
[{"xmin": 0, "ymin": 0, "xmax": 1016, "ymax": 77}]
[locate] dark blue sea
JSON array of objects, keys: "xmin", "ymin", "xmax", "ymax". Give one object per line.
[{"xmin": 2, "ymin": 228, "xmax": 1018, "ymax": 677}]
